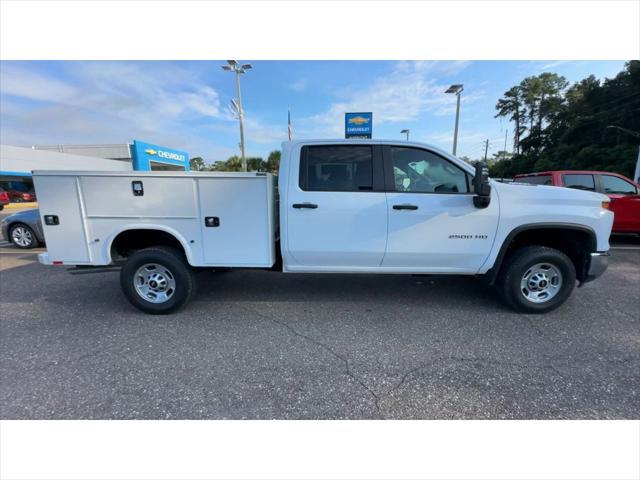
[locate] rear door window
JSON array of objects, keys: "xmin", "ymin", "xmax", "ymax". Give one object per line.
[
  {"xmin": 300, "ymin": 145, "xmax": 373, "ymax": 192},
  {"xmin": 563, "ymin": 174, "xmax": 595, "ymax": 191},
  {"xmin": 515, "ymin": 175, "xmax": 552, "ymax": 185}
]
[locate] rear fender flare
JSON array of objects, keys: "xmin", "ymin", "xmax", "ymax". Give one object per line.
[{"xmin": 104, "ymin": 224, "xmax": 195, "ymax": 266}]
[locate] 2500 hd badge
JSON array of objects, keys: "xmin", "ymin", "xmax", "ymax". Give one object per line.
[{"xmin": 449, "ymin": 234, "xmax": 489, "ymax": 239}]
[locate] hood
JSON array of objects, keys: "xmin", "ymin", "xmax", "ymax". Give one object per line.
[
  {"xmin": 491, "ymin": 180, "xmax": 609, "ymax": 206},
  {"xmin": 2, "ymin": 208, "xmax": 40, "ymax": 222}
]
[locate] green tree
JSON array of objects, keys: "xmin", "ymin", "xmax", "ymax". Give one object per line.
[
  {"xmin": 495, "ymin": 86, "xmax": 526, "ymax": 154},
  {"xmin": 493, "ymin": 61, "xmax": 639, "ymax": 178},
  {"xmin": 210, "ymin": 155, "xmax": 266, "ymax": 172},
  {"xmin": 246, "ymin": 157, "xmax": 266, "ymax": 172},
  {"xmin": 189, "ymin": 157, "xmax": 206, "ymax": 171},
  {"xmin": 265, "ymin": 150, "xmax": 281, "ymax": 173},
  {"xmin": 211, "ymin": 156, "xmax": 242, "ymax": 172}
]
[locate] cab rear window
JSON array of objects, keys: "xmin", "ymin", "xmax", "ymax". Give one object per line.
[{"xmin": 515, "ymin": 175, "xmax": 552, "ymax": 185}]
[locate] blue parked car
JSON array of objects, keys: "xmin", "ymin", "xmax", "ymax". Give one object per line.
[{"xmin": 1, "ymin": 209, "xmax": 45, "ymax": 249}]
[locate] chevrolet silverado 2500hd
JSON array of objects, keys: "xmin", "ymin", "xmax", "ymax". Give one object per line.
[{"xmin": 33, "ymin": 140, "xmax": 613, "ymax": 314}]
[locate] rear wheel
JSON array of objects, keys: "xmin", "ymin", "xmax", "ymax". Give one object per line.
[
  {"xmin": 120, "ymin": 247, "xmax": 197, "ymax": 314},
  {"xmin": 497, "ymin": 245, "xmax": 576, "ymax": 313},
  {"xmin": 9, "ymin": 223, "xmax": 39, "ymax": 249}
]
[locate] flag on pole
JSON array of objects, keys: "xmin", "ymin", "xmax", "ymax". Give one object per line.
[{"xmin": 288, "ymin": 109, "xmax": 292, "ymax": 141}]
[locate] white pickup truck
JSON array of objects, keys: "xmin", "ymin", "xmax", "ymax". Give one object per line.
[{"xmin": 33, "ymin": 140, "xmax": 613, "ymax": 314}]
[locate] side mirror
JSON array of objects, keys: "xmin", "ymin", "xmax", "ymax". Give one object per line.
[{"xmin": 473, "ymin": 162, "xmax": 491, "ymax": 208}]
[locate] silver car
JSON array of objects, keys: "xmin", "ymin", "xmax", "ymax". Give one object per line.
[{"xmin": 1, "ymin": 209, "xmax": 45, "ymax": 249}]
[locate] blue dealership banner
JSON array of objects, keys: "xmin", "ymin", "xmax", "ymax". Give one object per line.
[
  {"xmin": 345, "ymin": 112, "xmax": 373, "ymax": 139},
  {"xmin": 131, "ymin": 140, "xmax": 190, "ymax": 171}
]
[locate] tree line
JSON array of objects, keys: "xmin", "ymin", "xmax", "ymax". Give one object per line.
[
  {"xmin": 490, "ymin": 60, "xmax": 639, "ymax": 179},
  {"xmin": 189, "ymin": 150, "xmax": 281, "ymax": 173}
]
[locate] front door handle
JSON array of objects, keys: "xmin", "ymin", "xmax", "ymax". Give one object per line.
[
  {"xmin": 292, "ymin": 202, "xmax": 318, "ymax": 209},
  {"xmin": 393, "ymin": 204, "xmax": 418, "ymax": 210}
]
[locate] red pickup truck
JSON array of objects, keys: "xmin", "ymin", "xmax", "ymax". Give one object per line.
[{"xmin": 514, "ymin": 170, "xmax": 640, "ymax": 234}]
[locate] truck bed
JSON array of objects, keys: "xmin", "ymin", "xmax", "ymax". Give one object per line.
[{"xmin": 32, "ymin": 170, "xmax": 277, "ymax": 268}]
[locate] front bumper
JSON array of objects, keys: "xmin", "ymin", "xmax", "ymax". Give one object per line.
[{"xmin": 583, "ymin": 252, "xmax": 609, "ymax": 283}]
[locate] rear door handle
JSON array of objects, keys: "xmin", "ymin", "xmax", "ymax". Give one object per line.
[
  {"xmin": 292, "ymin": 203, "xmax": 318, "ymax": 209},
  {"xmin": 393, "ymin": 204, "xmax": 418, "ymax": 210}
]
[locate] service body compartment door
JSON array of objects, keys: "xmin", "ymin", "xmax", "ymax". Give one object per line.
[
  {"xmin": 285, "ymin": 144, "xmax": 388, "ymax": 269},
  {"xmin": 32, "ymin": 175, "xmax": 92, "ymax": 264},
  {"xmin": 198, "ymin": 176, "xmax": 275, "ymax": 267}
]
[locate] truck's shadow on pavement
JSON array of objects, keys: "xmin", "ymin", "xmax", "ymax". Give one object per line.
[
  {"xmin": 196, "ymin": 268, "xmax": 506, "ymax": 311},
  {"xmin": 0, "ymin": 256, "xmax": 510, "ymax": 314}
]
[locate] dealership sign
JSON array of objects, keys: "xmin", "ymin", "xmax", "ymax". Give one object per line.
[
  {"xmin": 345, "ymin": 112, "xmax": 373, "ymax": 139},
  {"xmin": 131, "ymin": 140, "xmax": 190, "ymax": 171}
]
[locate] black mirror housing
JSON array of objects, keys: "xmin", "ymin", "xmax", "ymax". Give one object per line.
[{"xmin": 473, "ymin": 162, "xmax": 491, "ymax": 208}]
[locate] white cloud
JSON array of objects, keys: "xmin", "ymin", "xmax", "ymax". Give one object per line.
[
  {"xmin": 296, "ymin": 61, "xmax": 476, "ymax": 137},
  {"xmin": 403, "ymin": 60, "xmax": 472, "ymax": 75},
  {"xmin": 0, "ymin": 65, "xmax": 77, "ymax": 103},
  {"xmin": 0, "ymin": 62, "xmax": 223, "ymax": 129},
  {"xmin": 289, "ymin": 78, "xmax": 308, "ymax": 92},
  {"xmin": 0, "ymin": 61, "xmax": 230, "ymax": 159}
]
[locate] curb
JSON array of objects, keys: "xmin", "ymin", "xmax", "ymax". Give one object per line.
[{"xmin": 3, "ymin": 202, "xmax": 38, "ymax": 209}]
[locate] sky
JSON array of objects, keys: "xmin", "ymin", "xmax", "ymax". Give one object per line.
[{"xmin": 0, "ymin": 60, "xmax": 628, "ymax": 163}]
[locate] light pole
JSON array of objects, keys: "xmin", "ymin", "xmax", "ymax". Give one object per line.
[
  {"xmin": 401, "ymin": 129, "xmax": 410, "ymax": 141},
  {"xmin": 221, "ymin": 60, "xmax": 252, "ymax": 171},
  {"xmin": 445, "ymin": 84, "xmax": 464, "ymax": 156}
]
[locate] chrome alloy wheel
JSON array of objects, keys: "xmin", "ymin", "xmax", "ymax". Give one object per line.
[
  {"xmin": 520, "ymin": 262, "xmax": 563, "ymax": 304},
  {"xmin": 133, "ymin": 263, "xmax": 176, "ymax": 304},
  {"xmin": 11, "ymin": 226, "xmax": 33, "ymax": 247}
]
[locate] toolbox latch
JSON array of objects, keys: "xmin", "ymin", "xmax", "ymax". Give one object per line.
[
  {"xmin": 204, "ymin": 217, "xmax": 220, "ymax": 227},
  {"xmin": 44, "ymin": 215, "xmax": 59, "ymax": 226},
  {"xmin": 132, "ymin": 181, "xmax": 144, "ymax": 196}
]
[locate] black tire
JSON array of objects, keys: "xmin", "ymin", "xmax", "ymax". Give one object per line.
[
  {"xmin": 120, "ymin": 247, "xmax": 197, "ymax": 314},
  {"xmin": 0, "ymin": 205, "xmax": 4, "ymax": 211},
  {"xmin": 497, "ymin": 245, "xmax": 576, "ymax": 314},
  {"xmin": 8, "ymin": 223, "xmax": 39, "ymax": 249}
]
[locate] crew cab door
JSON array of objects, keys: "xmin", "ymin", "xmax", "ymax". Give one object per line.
[
  {"xmin": 381, "ymin": 145, "xmax": 499, "ymax": 273},
  {"xmin": 284, "ymin": 144, "xmax": 387, "ymax": 269}
]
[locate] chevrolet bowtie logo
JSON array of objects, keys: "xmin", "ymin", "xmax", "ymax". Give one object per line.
[
  {"xmin": 144, "ymin": 149, "xmax": 157, "ymax": 155},
  {"xmin": 348, "ymin": 116, "xmax": 370, "ymax": 125}
]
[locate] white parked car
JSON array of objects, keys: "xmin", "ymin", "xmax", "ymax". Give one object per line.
[{"xmin": 33, "ymin": 140, "xmax": 613, "ymax": 314}]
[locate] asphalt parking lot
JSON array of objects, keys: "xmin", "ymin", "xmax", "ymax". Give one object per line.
[{"xmin": 1, "ymin": 209, "xmax": 639, "ymax": 419}]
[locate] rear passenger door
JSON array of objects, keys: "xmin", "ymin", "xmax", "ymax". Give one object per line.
[{"xmin": 285, "ymin": 144, "xmax": 388, "ymax": 269}]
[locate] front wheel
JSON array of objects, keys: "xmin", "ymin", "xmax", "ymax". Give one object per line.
[
  {"xmin": 497, "ymin": 245, "xmax": 576, "ymax": 314},
  {"xmin": 120, "ymin": 247, "xmax": 197, "ymax": 314}
]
